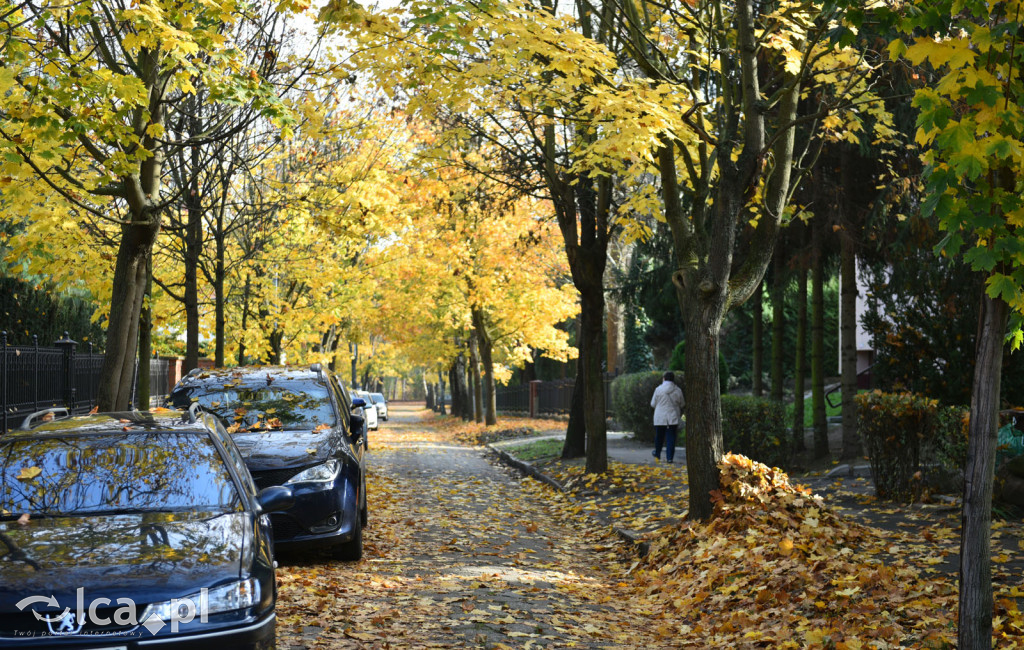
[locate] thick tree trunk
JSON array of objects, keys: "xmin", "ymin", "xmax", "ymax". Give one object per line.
[
  {"xmin": 811, "ymin": 219, "xmax": 829, "ymax": 458},
  {"xmin": 97, "ymin": 219, "xmax": 161, "ymax": 411},
  {"xmin": 448, "ymin": 361, "xmax": 461, "ymax": 419},
  {"xmin": 752, "ymin": 282, "xmax": 764, "ymax": 396},
  {"xmin": 958, "ymin": 293, "xmax": 1008, "ymax": 649},
  {"xmin": 184, "ymin": 146, "xmax": 201, "ymax": 373},
  {"xmin": 561, "ymin": 366, "xmax": 587, "ymax": 459},
  {"xmin": 455, "ymin": 348, "xmax": 472, "ymax": 420},
  {"xmin": 839, "ymin": 228, "xmax": 860, "ymax": 461},
  {"xmin": 425, "ymin": 382, "xmax": 434, "ymax": 411},
  {"xmin": 469, "ymin": 334, "xmax": 483, "ymax": 423},
  {"xmin": 770, "ymin": 250, "xmax": 785, "ymax": 402},
  {"xmin": 472, "ymin": 310, "xmax": 498, "ymax": 425},
  {"xmin": 793, "ymin": 251, "xmax": 808, "ymax": 452},
  {"xmin": 682, "ymin": 293, "xmax": 727, "ymax": 521},
  {"xmin": 580, "ymin": 287, "xmax": 607, "ymax": 473}
]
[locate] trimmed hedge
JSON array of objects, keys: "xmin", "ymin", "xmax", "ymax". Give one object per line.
[
  {"xmin": 855, "ymin": 390, "xmax": 968, "ymax": 501},
  {"xmin": 720, "ymin": 395, "xmax": 788, "ymax": 468},
  {"xmin": 669, "ymin": 341, "xmax": 729, "ymax": 394},
  {"xmin": 611, "ymin": 371, "xmax": 683, "ymax": 443}
]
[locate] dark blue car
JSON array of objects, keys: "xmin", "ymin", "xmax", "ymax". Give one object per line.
[
  {"xmin": 0, "ymin": 409, "xmax": 293, "ymax": 649},
  {"xmin": 169, "ymin": 365, "xmax": 367, "ymax": 561}
]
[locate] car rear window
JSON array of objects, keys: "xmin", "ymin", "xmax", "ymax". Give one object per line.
[
  {"xmin": 171, "ymin": 378, "xmax": 337, "ymax": 432},
  {"xmin": 0, "ymin": 432, "xmax": 239, "ymax": 518}
]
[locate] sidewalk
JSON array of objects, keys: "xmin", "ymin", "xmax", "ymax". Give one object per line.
[{"xmin": 486, "ymin": 428, "xmax": 1024, "ymax": 591}]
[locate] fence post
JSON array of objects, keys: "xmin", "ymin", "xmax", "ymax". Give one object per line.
[
  {"xmin": 33, "ymin": 335, "xmax": 39, "ymax": 412},
  {"xmin": 55, "ymin": 332, "xmax": 77, "ymax": 412},
  {"xmin": 2, "ymin": 331, "xmax": 7, "ymax": 434},
  {"xmin": 529, "ymin": 380, "xmax": 541, "ymax": 418}
]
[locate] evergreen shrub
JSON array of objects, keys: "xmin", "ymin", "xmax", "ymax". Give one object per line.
[
  {"xmin": 856, "ymin": 390, "xmax": 946, "ymax": 501},
  {"xmin": 611, "ymin": 371, "xmax": 681, "ymax": 443},
  {"xmin": 720, "ymin": 395, "xmax": 788, "ymax": 468}
]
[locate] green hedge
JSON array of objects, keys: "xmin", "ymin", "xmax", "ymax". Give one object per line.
[
  {"xmin": 720, "ymin": 395, "xmax": 788, "ymax": 468},
  {"xmin": 855, "ymin": 390, "xmax": 958, "ymax": 501},
  {"xmin": 611, "ymin": 371, "xmax": 682, "ymax": 443},
  {"xmin": 669, "ymin": 341, "xmax": 729, "ymax": 394}
]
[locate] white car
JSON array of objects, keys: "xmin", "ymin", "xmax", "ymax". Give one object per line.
[
  {"xmin": 355, "ymin": 390, "xmax": 379, "ymax": 430},
  {"xmin": 369, "ymin": 392, "xmax": 388, "ymax": 421}
]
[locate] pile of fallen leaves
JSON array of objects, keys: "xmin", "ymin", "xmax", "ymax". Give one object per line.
[
  {"xmin": 627, "ymin": 453, "xmax": 965, "ymax": 648},
  {"xmin": 431, "ymin": 414, "xmax": 566, "ymax": 446}
]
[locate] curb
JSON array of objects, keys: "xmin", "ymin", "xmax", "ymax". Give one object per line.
[{"xmin": 486, "ymin": 444, "xmax": 649, "ymax": 556}]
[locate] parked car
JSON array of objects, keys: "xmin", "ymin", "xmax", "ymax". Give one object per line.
[
  {"xmin": 168, "ymin": 365, "xmax": 367, "ymax": 560},
  {"xmin": 0, "ymin": 408, "xmax": 292, "ymax": 648},
  {"xmin": 329, "ymin": 376, "xmax": 368, "ymax": 451},
  {"xmin": 354, "ymin": 390, "xmax": 379, "ymax": 431},
  {"xmin": 369, "ymin": 392, "xmax": 388, "ymax": 421}
]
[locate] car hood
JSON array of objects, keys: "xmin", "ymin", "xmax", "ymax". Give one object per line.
[
  {"xmin": 0, "ymin": 511, "xmax": 247, "ymax": 610},
  {"xmin": 230, "ymin": 428, "xmax": 342, "ymax": 469}
]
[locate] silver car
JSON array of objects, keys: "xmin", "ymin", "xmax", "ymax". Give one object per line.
[
  {"xmin": 369, "ymin": 392, "xmax": 388, "ymax": 421},
  {"xmin": 355, "ymin": 390, "xmax": 379, "ymax": 430}
]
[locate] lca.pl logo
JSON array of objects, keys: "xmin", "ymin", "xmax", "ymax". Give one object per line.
[{"xmin": 15, "ymin": 589, "xmax": 209, "ymax": 636}]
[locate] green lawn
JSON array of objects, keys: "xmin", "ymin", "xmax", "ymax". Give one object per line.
[{"xmin": 503, "ymin": 438, "xmax": 564, "ymax": 462}]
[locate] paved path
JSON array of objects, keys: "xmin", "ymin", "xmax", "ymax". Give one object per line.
[{"xmin": 275, "ymin": 404, "xmax": 664, "ymax": 649}]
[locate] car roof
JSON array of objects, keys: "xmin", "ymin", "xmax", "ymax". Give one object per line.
[
  {"xmin": 173, "ymin": 364, "xmax": 329, "ymax": 388},
  {"xmin": 4, "ymin": 409, "xmax": 217, "ymax": 440}
]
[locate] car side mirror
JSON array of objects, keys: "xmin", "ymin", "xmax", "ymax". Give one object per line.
[
  {"xmin": 351, "ymin": 397, "xmax": 367, "ymax": 409},
  {"xmin": 349, "ymin": 414, "xmax": 365, "ymax": 442},
  {"xmin": 256, "ymin": 485, "xmax": 295, "ymax": 514}
]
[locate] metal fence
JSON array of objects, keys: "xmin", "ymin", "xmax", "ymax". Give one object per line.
[
  {"xmin": 1, "ymin": 331, "xmax": 170, "ymax": 434},
  {"xmin": 495, "ymin": 374, "xmax": 617, "ymax": 419}
]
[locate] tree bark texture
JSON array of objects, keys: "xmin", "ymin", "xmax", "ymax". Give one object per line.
[
  {"xmin": 839, "ymin": 228, "xmax": 860, "ymax": 461},
  {"xmin": 97, "ymin": 219, "xmax": 161, "ymax": 411},
  {"xmin": 437, "ymin": 369, "xmax": 446, "ymax": 416},
  {"xmin": 958, "ymin": 293, "xmax": 1008, "ymax": 650},
  {"xmin": 811, "ymin": 218, "xmax": 829, "ymax": 458},
  {"xmin": 469, "ymin": 334, "xmax": 483, "ymax": 423},
  {"xmin": 137, "ymin": 258, "xmax": 153, "ymax": 410},
  {"xmin": 752, "ymin": 281, "xmax": 764, "ymax": 396},
  {"xmin": 561, "ymin": 366, "xmax": 587, "ymax": 459},
  {"xmin": 472, "ymin": 309, "xmax": 498, "ymax": 425},
  {"xmin": 771, "ymin": 249, "xmax": 785, "ymax": 402},
  {"xmin": 184, "ymin": 139, "xmax": 202, "ymax": 373},
  {"xmin": 793, "ymin": 253, "xmax": 808, "ymax": 452}
]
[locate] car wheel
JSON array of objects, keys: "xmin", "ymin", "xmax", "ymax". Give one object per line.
[{"xmin": 334, "ymin": 513, "xmax": 362, "ymax": 561}]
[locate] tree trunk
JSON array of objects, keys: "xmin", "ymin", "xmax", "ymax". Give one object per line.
[
  {"xmin": 97, "ymin": 219, "xmax": 161, "ymax": 411},
  {"xmin": 580, "ymin": 287, "xmax": 607, "ymax": 473},
  {"xmin": 469, "ymin": 334, "xmax": 483, "ymax": 423},
  {"xmin": 958, "ymin": 293, "xmax": 1008, "ymax": 649},
  {"xmin": 448, "ymin": 361, "xmax": 461, "ymax": 419},
  {"xmin": 214, "ymin": 202, "xmax": 226, "ymax": 367},
  {"xmin": 437, "ymin": 368, "xmax": 446, "ymax": 416},
  {"xmin": 561, "ymin": 366, "xmax": 587, "ymax": 459},
  {"xmin": 770, "ymin": 249, "xmax": 785, "ymax": 402},
  {"xmin": 472, "ymin": 309, "xmax": 498, "ymax": 425},
  {"xmin": 184, "ymin": 142, "xmax": 202, "ymax": 373},
  {"xmin": 839, "ymin": 227, "xmax": 860, "ymax": 461},
  {"xmin": 793, "ymin": 246, "xmax": 808, "ymax": 452},
  {"xmin": 811, "ymin": 218, "xmax": 829, "ymax": 458},
  {"xmin": 137, "ymin": 257, "xmax": 153, "ymax": 409},
  {"xmin": 455, "ymin": 348, "xmax": 472, "ymax": 420},
  {"xmin": 350, "ymin": 342, "xmax": 358, "ymax": 389},
  {"xmin": 238, "ymin": 274, "xmax": 251, "ymax": 366},
  {"xmin": 752, "ymin": 281, "xmax": 764, "ymax": 396},
  {"xmin": 682, "ymin": 291, "xmax": 727, "ymax": 521}
]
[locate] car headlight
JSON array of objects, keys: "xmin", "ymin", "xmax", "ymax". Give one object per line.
[
  {"xmin": 285, "ymin": 459, "xmax": 341, "ymax": 484},
  {"xmin": 145, "ymin": 578, "xmax": 260, "ymax": 623}
]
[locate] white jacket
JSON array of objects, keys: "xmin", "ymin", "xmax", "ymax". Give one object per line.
[{"xmin": 650, "ymin": 380, "xmax": 684, "ymax": 426}]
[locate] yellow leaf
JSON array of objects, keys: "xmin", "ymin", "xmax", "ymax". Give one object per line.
[{"xmin": 16, "ymin": 466, "xmax": 42, "ymax": 481}]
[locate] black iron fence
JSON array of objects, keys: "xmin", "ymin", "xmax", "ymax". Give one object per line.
[
  {"xmin": 495, "ymin": 374, "xmax": 617, "ymax": 419},
  {"xmin": 1, "ymin": 331, "xmax": 170, "ymax": 433}
]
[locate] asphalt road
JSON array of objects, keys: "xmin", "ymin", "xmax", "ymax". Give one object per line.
[{"xmin": 275, "ymin": 403, "xmax": 662, "ymax": 649}]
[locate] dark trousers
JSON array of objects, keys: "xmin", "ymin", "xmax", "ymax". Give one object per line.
[{"xmin": 654, "ymin": 424, "xmax": 678, "ymax": 462}]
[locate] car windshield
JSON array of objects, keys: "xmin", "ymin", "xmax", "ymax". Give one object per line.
[
  {"xmin": 371, "ymin": 393, "xmax": 385, "ymax": 402},
  {"xmin": 171, "ymin": 377, "xmax": 337, "ymax": 432},
  {"xmin": 0, "ymin": 432, "xmax": 239, "ymax": 518}
]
